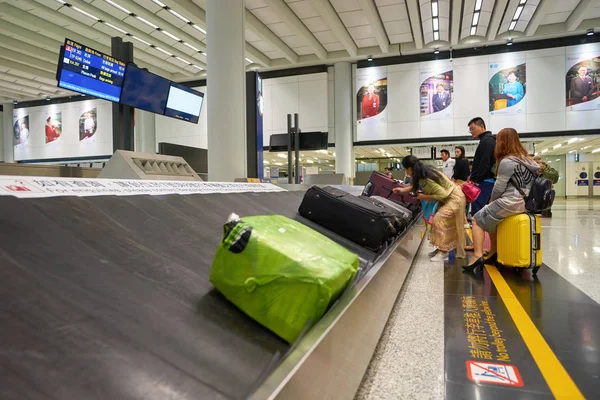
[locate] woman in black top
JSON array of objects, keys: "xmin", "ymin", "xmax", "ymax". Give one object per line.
[{"xmin": 452, "ymin": 146, "xmax": 470, "ymax": 182}]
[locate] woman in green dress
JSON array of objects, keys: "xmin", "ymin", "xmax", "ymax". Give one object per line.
[{"xmin": 394, "ymin": 155, "xmax": 467, "ymax": 260}]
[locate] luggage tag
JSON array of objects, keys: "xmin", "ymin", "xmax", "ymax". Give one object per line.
[{"xmin": 222, "ymin": 213, "xmax": 252, "ymax": 254}]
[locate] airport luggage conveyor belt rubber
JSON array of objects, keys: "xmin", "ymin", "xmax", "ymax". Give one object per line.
[{"xmin": 0, "ymin": 187, "xmax": 425, "ymax": 400}]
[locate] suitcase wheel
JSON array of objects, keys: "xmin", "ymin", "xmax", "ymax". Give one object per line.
[{"xmin": 532, "ymin": 266, "xmax": 540, "ymax": 276}]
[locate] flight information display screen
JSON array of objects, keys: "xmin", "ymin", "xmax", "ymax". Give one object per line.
[
  {"xmin": 57, "ymin": 38, "xmax": 126, "ymax": 102},
  {"xmin": 164, "ymin": 83, "xmax": 204, "ymax": 124}
]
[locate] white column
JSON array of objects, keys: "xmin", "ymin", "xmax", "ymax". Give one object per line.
[
  {"xmin": 2, "ymin": 103, "xmax": 14, "ymax": 163},
  {"xmin": 134, "ymin": 110, "xmax": 156, "ymax": 154},
  {"xmin": 333, "ymin": 62, "xmax": 354, "ymax": 184},
  {"xmin": 206, "ymin": 0, "xmax": 246, "ymax": 182}
]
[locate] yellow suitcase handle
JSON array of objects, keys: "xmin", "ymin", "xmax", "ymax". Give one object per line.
[{"xmin": 533, "ymin": 233, "xmax": 541, "ymax": 251}]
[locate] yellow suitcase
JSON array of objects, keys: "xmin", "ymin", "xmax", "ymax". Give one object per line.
[{"xmin": 497, "ymin": 213, "xmax": 542, "ymax": 275}]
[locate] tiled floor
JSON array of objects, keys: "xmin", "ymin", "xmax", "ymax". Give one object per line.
[{"xmin": 355, "ymin": 198, "xmax": 600, "ymax": 400}]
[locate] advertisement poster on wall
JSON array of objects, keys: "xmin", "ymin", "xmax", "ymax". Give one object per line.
[
  {"xmin": 419, "ymin": 67, "xmax": 453, "ymax": 120},
  {"xmin": 45, "ymin": 112, "xmax": 62, "ymax": 144},
  {"xmin": 565, "ymin": 53, "xmax": 600, "ymax": 111},
  {"xmin": 356, "ymin": 68, "xmax": 387, "ymax": 141},
  {"xmin": 488, "ymin": 61, "xmax": 527, "ymax": 115},
  {"xmin": 13, "ymin": 115, "xmax": 30, "ymax": 147},
  {"xmin": 79, "ymin": 107, "xmax": 97, "ymax": 142}
]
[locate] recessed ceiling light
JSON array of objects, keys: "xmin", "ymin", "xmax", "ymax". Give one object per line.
[
  {"xmin": 12, "ymin": 100, "xmax": 17, "ymax": 105},
  {"xmin": 72, "ymin": 6, "xmax": 99, "ymax": 21},
  {"xmin": 46, "ymin": 96, "xmax": 51, "ymax": 101},
  {"xmin": 587, "ymin": 29, "xmax": 594, "ymax": 36},
  {"xmin": 434, "ymin": 48, "xmax": 439, "ymax": 54},
  {"xmin": 161, "ymin": 30, "xmax": 181, "ymax": 41},
  {"xmin": 367, "ymin": 55, "xmax": 373, "ymax": 61},
  {"xmin": 507, "ymin": 38, "xmax": 513, "ymax": 46},
  {"xmin": 192, "ymin": 24, "xmax": 206, "ymax": 34},
  {"xmin": 104, "ymin": 22, "xmax": 128, "ymax": 34},
  {"xmin": 168, "ymin": 9, "xmax": 190, "ymax": 23},
  {"xmin": 136, "ymin": 16, "xmax": 158, "ymax": 29},
  {"xmin": 105, "ymin": 0, "xmax": 131, "ymax": 15}
]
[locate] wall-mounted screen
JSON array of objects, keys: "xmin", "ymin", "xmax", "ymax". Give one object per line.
[
  {"xmin": 56, "ymin": 39, "xmax": 126, "ymax": 102},
  {"xmin": 120, "ymin": 64, "xmax": 170, "ymax": 114},
  {"xmin": 164, "ymin": 83, "xmax": 204, "ymax": 124}
]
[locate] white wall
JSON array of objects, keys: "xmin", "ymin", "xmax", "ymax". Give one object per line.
[
  {"xmin": 262, "ymin": 72, "xmax": 330, "ymax": 147},
  {"xmin": 154, "ymin": 86, "xmax": 207, "ymax": 151},
  {"xmin": 356, "ymin": 42, "xmax": 600, "ymax": 142},
  {"xmin": 12, "ymin": 99, "xmax": 113, "ymax": 162}
]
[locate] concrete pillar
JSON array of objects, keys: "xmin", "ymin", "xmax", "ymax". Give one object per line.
[
  {"xmin": 334, "ymin": 62, "xmax": 354, "ymax": 184},
  {"xmin": 134, "ymin": 110, "xmax": 156, "ymax": 154},
  {"xmin": 2, "ymin": 103, "xmax": 14, "ymax": 163},
  {"xmin": 206, "ymin": 0, "xmax": 247, "ymax": 182}
]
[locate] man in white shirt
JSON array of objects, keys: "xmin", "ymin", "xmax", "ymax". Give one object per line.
[
  {"xmin": 84, "ymin": 112, "xmax": 95, "ymax": 135},
  {"xmin": 440, "ymin": 149, "xmax": 455, "ymax": 179}
]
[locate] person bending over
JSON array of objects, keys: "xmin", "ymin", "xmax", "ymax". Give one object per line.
[
  {"xmin": 463, "ymin": 128, "xmax": 539, "ymax": 272},
  {"xmin": 394, "ymin": 155, "xmax": 466, "ymax": 261}
]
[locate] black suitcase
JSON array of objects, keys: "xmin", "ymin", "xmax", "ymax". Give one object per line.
[
  {"xmin": 298, "ymin": 186, "xmax": 401, "ymax": 251},
  {"xmin": 359, "ymin": 196, "xmax": 411, "ymax": 229}
]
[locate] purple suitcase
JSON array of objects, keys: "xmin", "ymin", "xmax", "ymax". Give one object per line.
[{"xmin": 362, "ymin": 171, "xmax": 419, "ymax": 206}]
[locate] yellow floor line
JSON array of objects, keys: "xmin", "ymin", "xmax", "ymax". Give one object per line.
[{"xmin": 485, "ymin": 265, "xmax": 585, "ymax": 399}]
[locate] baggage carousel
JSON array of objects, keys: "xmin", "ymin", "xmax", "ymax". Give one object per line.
[{"xmin": 0, "ymin": 182, "xmax": 424, "ymax": 400}]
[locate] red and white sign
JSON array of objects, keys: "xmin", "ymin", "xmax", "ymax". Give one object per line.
[{"xmin": 466, "ymin": 361, "xmax": 524, "ymax": 387}]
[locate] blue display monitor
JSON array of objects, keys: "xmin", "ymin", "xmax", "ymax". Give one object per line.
[
  {"xmin": 120, "ymin": 64, "xmax": 171, "ymax": 114},
  {"xmin": 57, "ymin": 39, "xmax": 126, "ymax": 102},
  {"xmin": 164, "ymin": 83, "xmax": 204, "ymax": 124}
]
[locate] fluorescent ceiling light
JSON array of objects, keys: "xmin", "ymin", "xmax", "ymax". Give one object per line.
[
  {"xmin": 582, "ymin": 146, "xmax": 591, "ymax": 150},
  {"xmin": 567, "ymin": 137, "xmax": 580, "ymax": 144},
  {"xmin": 471, "ymin": 26, "xmax": 477, "ymax": 35},
  {"xmin": 475, "ymin": 0, "xmax": 483, "ymax": 11},
  {"xmin": 569, "ymin": 150, "xmax": 576, "ymax": 153},
  {"xmin": 433, "ymin": 17, "xmax": 439, "ymax": 31},
  {"xmin": 161, "ymin": 30, "xmax": 181, "ymax": 41},
  {"xmin": 514, "ymin": 5, "xmax": 524, "ymax": 20},
  {"xmin": 541, "ymin": 149, "xmax": 548, "ymax": 153},
  {"xmin": 152, "ymin": 0, "xmax": 166, "ymax": 7},
  {"xmin": 183, "ymin": 42, "xmax": 200, "ymax": 52},
  {"xmin": 155, "ymin": 46, "xmax": 173, "ymax": 56},
  {"xmin": 592, "ymin": 148, "xmax": 600, "ymax": 153},
  {"xmin": 245, "ymin": 57, "xmax": 253, "ymax": 63},
  {"xmin": 431, "ymin": 1, "xmax": 438, "ymax": 17},
  {"xmin": 192, "ymin": 65, "xmax": 203, "ymax": 70},
  {"xmin": 131, "ymin": 36, "xmax": 151, "ymax": 46},
  {"xmin": 136, "ymin": 16, "xmax": 158, "ymax": 29},
  {"xmin": 104, "ymin": 22, "xmax": 128, "ymax": 34},
  {"xmin": 555, "ymin": 159, "xmax": 560, "ymax": 161},
  {"xmin": 175, "ymin": 56, "xmax": 189, "ymax": 64},
  {"xmin": 472, "ymin": 12, "xmax": 480, "ymax": 26},
  {"xmin": 519, "ymin": 0, "xmax": 526, "ymax": 4},
  {"xmin": 378, "ymin": 148, "xmax": 385, "ymax": 153},
  {"xmin": 434, "ymin": 31, "xmax": 440, "ymax": 41},
  {"xmin": 553, "ymin": 144, "xmax": 562, "ymax": 149},
  {"xmin": 72, "ymin": 7, "xmax": 99, "ymax": 20},
  {"xmin": 56, "ymin": 0, "xmax": 67, "ymax": 4},
  {"xmin": 201, "ymin": 52, "xmax": 207, "ymax": 56},
  {"xmin": 168, "ymin": 9, "xmax": 190, "ymax": 23},
  {"xmin": 306, "ymin": 160, "xmax": 314, "ymax": 164},
  {"xmin": 509, "ymin": 20, "xmax": 517, "ymax": 30},
  {"xmin": 192, "ymin": 24, "xmax": 207, "ymax": 34},
  {"xmin": 277, "ymin": 154, "xmax": 287, "ymax": 159},
  {"xmin": 105, "ymin": 0, "xmax": 131, "ymax": 15}
]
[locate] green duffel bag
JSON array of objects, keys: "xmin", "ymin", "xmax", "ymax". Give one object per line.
[{"xmin": 210, "ymin": 214, "xmax": 359, "ymax": 343}]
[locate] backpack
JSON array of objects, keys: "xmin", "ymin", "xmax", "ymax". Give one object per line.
[{"xmin": 510, "ymin": 169, "xmax": 555, "ymax": 214}]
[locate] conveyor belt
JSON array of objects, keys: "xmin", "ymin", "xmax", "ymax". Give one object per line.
[{"xmin": 0, "ymin": 191, "xmax": 379, "ymax": 400}]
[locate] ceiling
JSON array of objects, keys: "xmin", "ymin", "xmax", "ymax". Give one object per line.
[{"xmin": 0, "ymin": 0, "xmax": 599, "ymax": 103}]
